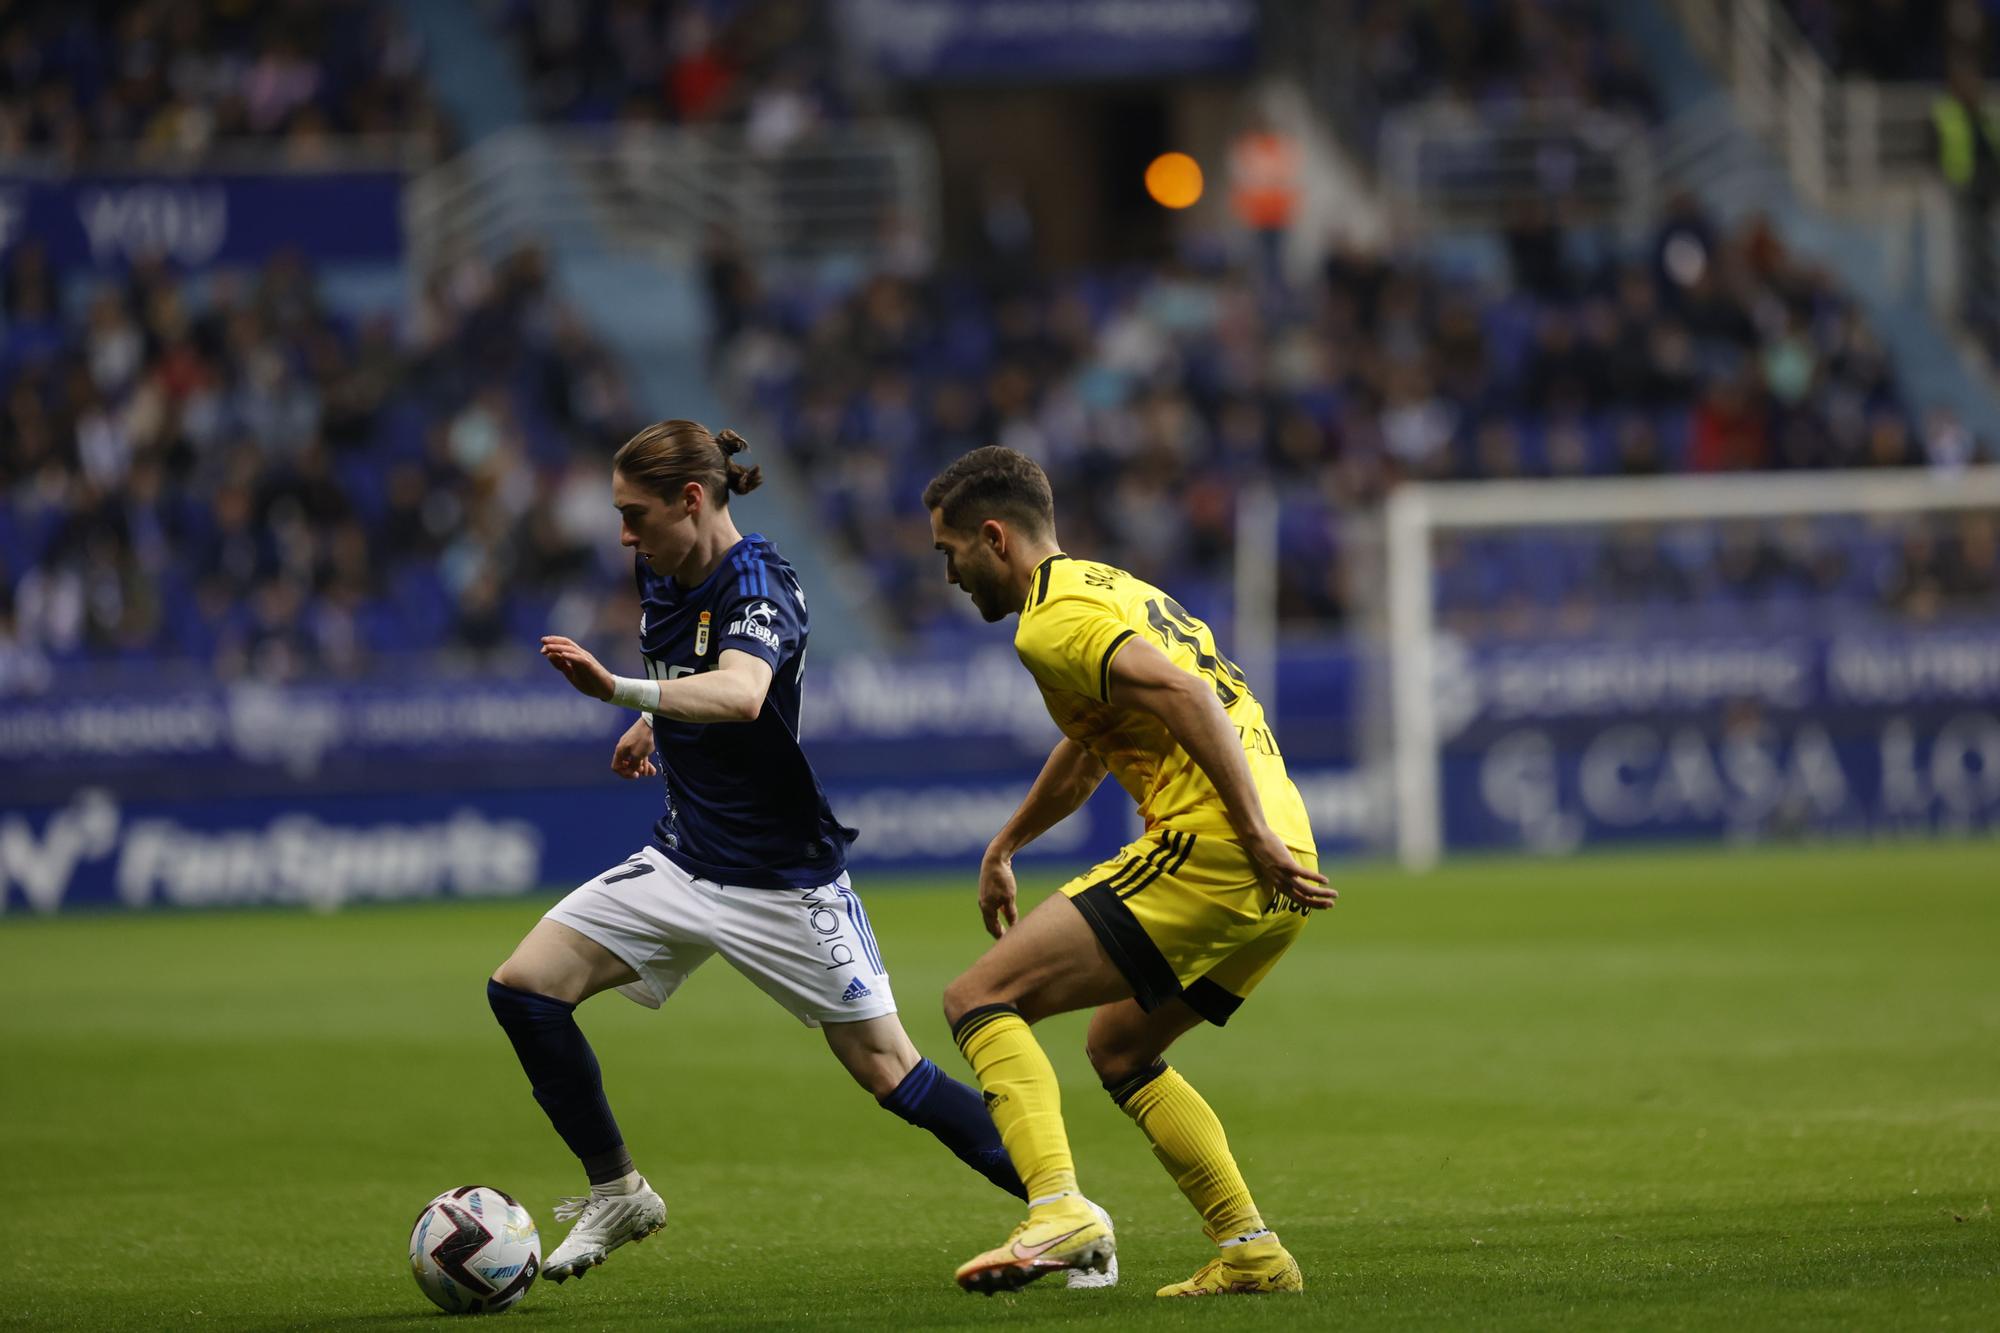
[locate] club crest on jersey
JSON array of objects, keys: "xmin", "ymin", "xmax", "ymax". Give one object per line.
[
  {"xmin": 695, "ymin": 610, "xmax": 710, "ymax": 656},
  {"xmin": 729, "ymin": 600, "xmax": 781, "ymax": 650}
]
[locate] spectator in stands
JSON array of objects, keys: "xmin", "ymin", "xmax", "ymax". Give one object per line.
[
  {"xmin": 1924, "ymin": 408, "xmax": 1979, "ymax": 468},
  {"xmin": 1505, "ymin": 200, "xmax": 1569, "ymax": 301},
  {"xmin": 0, "ymin": 0, "xmax": 444, "ymax": 161},
  {"xmin": 696, "ymin": 167, "xmax": 1966, "ymax": 643},
  {"xmin": 1948, "ymin": 512, "xmax": 2000, "ymax": 601},
  {"xmin": 1789, "ymin": 0, "xmax": 1950, "ymax": 80},
  {"xmin": 1931, "ymin": 56, "xmax": 2000, "ymax": 353},
  {"xmin": 1338, "ymin": 0, "xmax": 1663, "ymax": 151},
  {"xmin": 1229, "ymin": 112, "xmax": 1303, "ymax": 296},
  {"xmin": 1882, "ymin": 529, "xmax": 1949, "ymax": 618},
  {"xmin": 6, "ymin": 0, "xmax": 1988, "ymax": 671},
  {"xmin": 502, "ymin": 0, "xmax": 835, "ymax": 136},
  {"xmin": 1, "ymin": 244, "xmax": 641, "ymax": 683}
]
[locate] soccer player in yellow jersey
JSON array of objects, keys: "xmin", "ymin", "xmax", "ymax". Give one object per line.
[{"xmin": 922, "ymin": 446, "xmax": 1336, "ymax": 1297}]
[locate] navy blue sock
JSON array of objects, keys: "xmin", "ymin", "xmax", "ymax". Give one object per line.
[
  {"xmin": 487, "ymin": 979, "xmax": 634, "ymax": 1185},
  {"xmin": 878, "ymin": 1057, "xmax": 1026, "ymax": 1200}
]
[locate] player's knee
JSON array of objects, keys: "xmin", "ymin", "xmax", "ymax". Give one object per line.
[
  {"xmin": 1099, "ymin": 1056, "xmax": 1170, "ymax": 1107},
  {"xmin": 846, "ymin": 1051, "xmax": 912, "ymax": 1099},
  {"xmin": 940, "ymin": 974, "xmax": 988, "ymax": 1027},
  {"xmin": 491, "ymin": 958, "xmax": 570, "ymax": 1005},
  {"xmin": 1084, "ymin": 1031, "xmax": 1144, "ymax": 1082},
  {"xmin": 487, "ymin": 973, "xmax": 528, "ymax": 1025},
  {"xmin": 491, "ymin": 932, "xmax": 588, "ymax": 1003},
  {"xmin": 490, "ymin": 958, "xmax": 535, "ymax": 995},
  {"xmin": 936, "ymin": 976, "xmax": 976, "ymax": 1024},
  {"xmin": 944, "ymin": 975, "xmax": 1028, "ymax": 1028},
  {"xmin": 825, "ymin": 1017, "xmax": 920, "ymax": 1098}
]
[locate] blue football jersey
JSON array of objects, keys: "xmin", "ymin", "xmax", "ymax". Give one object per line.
[{"xmin": 634, "ymin": 534, "xmax": 856, "ymax": 888}]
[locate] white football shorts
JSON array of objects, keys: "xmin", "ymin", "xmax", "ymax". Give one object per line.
[{"xmin": 543, "ymin": 845, "xmax": 898, "ymax": 1027}]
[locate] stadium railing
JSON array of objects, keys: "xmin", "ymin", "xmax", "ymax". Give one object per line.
[
  {"xmin": 1378, "ymin": 21, "xmax": 1963, "ymax": 238},
  {"xmin": 404, "ymin": 122, "xmax": 939, "ymax": 274},
  {"xmin": 1673, "ymin": 0, "xmax": 1981, "ymax": 205},
  {"xmin": 1668, "ymin": 0, "xmax": 1988, "ymax": 336},
  {"xmin": 1377, "ymin": 101, "xmax": 1658, "ymax": 235}
]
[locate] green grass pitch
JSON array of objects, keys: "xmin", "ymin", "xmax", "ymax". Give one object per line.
[{"xmin": 2, "ymin": 842, "xmax": 1996, "ymax": 1330}]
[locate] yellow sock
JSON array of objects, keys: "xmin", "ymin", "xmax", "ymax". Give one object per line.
[
  {"xmin": 952, "ymin": 1005, "xmax": 1077, "ymax": 1204},
  {"xmin": 1113, "ymin": 1064, "xmax": 1264, "ymax": 1243}
]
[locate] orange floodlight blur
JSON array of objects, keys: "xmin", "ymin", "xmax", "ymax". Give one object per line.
[{"xmin": 1145, "ymin": 152, "xmax": 1205, "ymax": 210}]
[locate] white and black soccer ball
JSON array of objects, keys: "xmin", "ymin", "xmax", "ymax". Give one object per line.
[{"xmin": 409, "ymin": 1185, "xmax": 541, "ymax": 1314}]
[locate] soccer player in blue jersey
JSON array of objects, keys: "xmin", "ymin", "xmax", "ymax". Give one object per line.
[{"xmin": 484, "ymin": 420, "xmax": 1114, "ymax": 1285}]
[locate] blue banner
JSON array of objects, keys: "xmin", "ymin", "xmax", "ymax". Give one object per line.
[
  {"xmin": 1445, "ymin": 707, "xmax": 2000, "ymax": 851},
  {"xmin": 0, "ymin": 780, "xmax": 1146, "ymax": 915},
  {"xmin": 0, "ymin": 171, "xmax": 403, "ymax": 269},
  {"xmin": 1435, "ymin": 628, "xmax": 2000, "ymax": 850},
  {"xmin": 0, "ymin": 645, "xmax": 1360, "ymax": 805},
  {"xmin": 9, "ymin": 625, "xmax": 1992, "ymax": 912},
  {"xmin": 0, "ymin": 641, "xmax": 1377, "ymax": 914},
  {"xmin": 841, "ymin": 0, "xmax": 1258, "ymax": 81}
]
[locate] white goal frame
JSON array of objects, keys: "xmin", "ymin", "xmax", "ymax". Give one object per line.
[{"xmin": 1385, "ymin": 466, "xmax": 2000, "ymax": 870}]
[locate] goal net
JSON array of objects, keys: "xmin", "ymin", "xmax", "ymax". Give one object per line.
[{"xmin": 1382, "ymin": 468, "xmax": 2000, "ymax": 868}]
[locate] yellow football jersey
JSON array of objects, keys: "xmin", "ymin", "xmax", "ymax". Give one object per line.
[{"xmin": 1013, "ymin": 554, "xmax": 1315, "ymax": 853}]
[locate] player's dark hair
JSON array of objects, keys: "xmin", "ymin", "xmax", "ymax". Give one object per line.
[
  {"xmin": 613, "ymin": 419, "xmax": 763, "ymax": 506},
  {"xmin": 922, "ymin": 446, "xmax": 1055, "ymax": 537}
]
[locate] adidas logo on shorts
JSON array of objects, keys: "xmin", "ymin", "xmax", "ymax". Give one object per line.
[{"xmin": 840, "ymin": 976, "xmax": 872, "ymax": 1003}]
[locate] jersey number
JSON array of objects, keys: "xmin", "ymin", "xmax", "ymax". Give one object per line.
[{"xmin": 1145, "ymin": 597, "xmax": 1248, "ymax": 707}]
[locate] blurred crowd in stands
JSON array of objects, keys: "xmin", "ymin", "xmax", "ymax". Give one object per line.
[
  {"xmin": 4, "ymin": 198, "xmax": 1992, "ymax": 686},
  {"xmin": 0, "ymin": 0, "xmax": 446, "ymax": 163},
  {"xmin": 1782, "ymin": 0, "xmax": 1996, "ymax": 80},
  {"xmin": 0, "ymin": 242, "xmax": 640, "ymax": 688},
  {"xmin": 496, "ymin": 0, "xmax": 840, "ymax": 153},
  {"xmin": 710, "ymin": 189, "xmax": 1995, "ymax": 643},
  {"xmin": 1345, "ymin": 0, "xmax": 1660, "ymax": 122},
  {"xmin": 2, "ymin": 0, "xmax": 1996, "ymax": 691}
]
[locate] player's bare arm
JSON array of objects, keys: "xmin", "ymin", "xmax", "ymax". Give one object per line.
[
  {"xmin": 1105, "ymin": 636, "xmax": 1335, "ymax": 909},
  {"xmin": 978, "ymin": 737, "xmax": 1108, "ymax": 937},
  {"xmin": 540, "ymin": 636, "xmax": 773, "ymax": 724}
]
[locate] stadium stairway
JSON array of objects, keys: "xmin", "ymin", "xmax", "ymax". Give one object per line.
[
  {"xmin": 395, "ymin": 2, "xmax": 528, "ymax": 143},
  {"xmin": 1630, "ymin": 0, "xmax": 2000, "ymax": 442},
  {"xmin": 398, "ymin": 1, "xmax": 887, "ymax": 658}
]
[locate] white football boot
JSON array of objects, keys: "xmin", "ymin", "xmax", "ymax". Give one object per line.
[
  {"xmin": 1064, "ymin": 1199, "xmax": 1119, "ymax": 1289},
  {"xmin": 543, "ymin": 1178, "xmax": 667, "ymax": 1282}
]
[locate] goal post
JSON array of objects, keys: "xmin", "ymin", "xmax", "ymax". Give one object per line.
[
  {"xmin": 1233, "ymin": 480, "xmax": 1281, "ymax": 725},
  {"xmin": 1386, "ymin": 466, "xmax": 2000, "ymax": 870}
]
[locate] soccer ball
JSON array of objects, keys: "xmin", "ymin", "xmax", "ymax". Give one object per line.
[{"xmin": 408, "ymin": 1185, "xmax": 541, "ymax": 1314}]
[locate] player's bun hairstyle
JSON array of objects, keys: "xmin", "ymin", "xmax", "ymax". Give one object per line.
[
  {"xmin": 613, "ymin": 419, "xmax": 764, "ymax": 506},
  {"xmin": 921, "ymin": 445, "xmax": 1055, "ymax": 537}
]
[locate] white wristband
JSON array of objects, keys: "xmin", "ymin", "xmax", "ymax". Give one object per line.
[{"xmin": 608, "ymin": 675, "xmax": 659, "ymax": 713}]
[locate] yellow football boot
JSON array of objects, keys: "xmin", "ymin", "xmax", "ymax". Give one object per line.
[
  {"xmin": 1156, "ymin": 1234, "xmax": 1303, "ymax": 1297},
  {"xmin": 954, "ymin": 1194, "xmax": 1115, "ymax": 1294}
]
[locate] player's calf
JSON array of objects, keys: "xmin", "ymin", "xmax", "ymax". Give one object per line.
[
  {"xmin": 486, "ymin": 979, "xmax": 634, "ymax": 1184},
  {"xmin": 876, "ymin": 1055, "xmax": 1026, "ymax": 1200}
]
